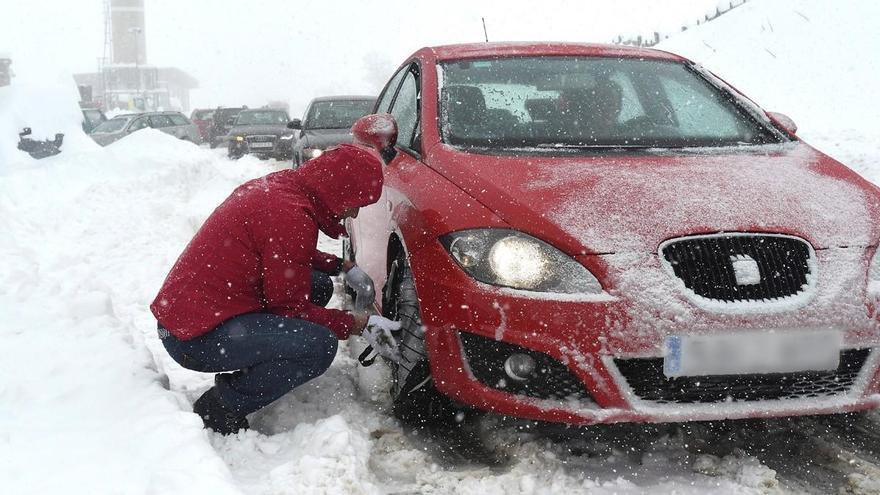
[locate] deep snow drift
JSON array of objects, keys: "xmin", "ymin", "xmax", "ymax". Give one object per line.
[{"xmin": 3, "ymin": 0, "xmax": 880, "ymax": 493}]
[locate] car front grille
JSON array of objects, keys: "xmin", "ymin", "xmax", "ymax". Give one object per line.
[
  {"xmin": 614, "ymin": 348, "xmax": 870, "ymax": 404},
  {"xmin": 246, "ymin": 135, "xmax": 276, "ymax": 150},
  {"xmin": 459, "ymin": 331, "xmax": 592, "ymax": 402},
  {"xmin": 660, "ymin": 233, "xmax": 813, "ymax": 302}
]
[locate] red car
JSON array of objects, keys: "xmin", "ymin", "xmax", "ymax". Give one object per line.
[
  {"xmin": 348, "ymin": 43, "xmax": 880, "ymax": 427},
  {"xmin": 190, "ymin": 108, "xmax": 215, "ymax": 143}
]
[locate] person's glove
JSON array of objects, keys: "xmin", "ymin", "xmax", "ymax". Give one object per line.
[
  {"xmin": 345, "ymin": 266, "xmax": 375, "ymax": 311},
  {"xmin": 362, "ymin": 315, "xmax": 403, "ymax": 363}
]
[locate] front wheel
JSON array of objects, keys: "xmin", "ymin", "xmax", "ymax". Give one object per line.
[{"xmin": 384, "ymin": 252, "xmax": 468, "ymax": 426}]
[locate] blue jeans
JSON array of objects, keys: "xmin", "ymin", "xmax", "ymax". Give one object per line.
[{"xmin": 160, "ymin": 271, "xmax": 338, "ymax": 415}]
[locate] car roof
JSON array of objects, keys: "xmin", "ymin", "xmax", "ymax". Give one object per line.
[
  {"xmin": 414, "ymin": 42, "xmax": 685, "ymax": 63},
  {"xmin": 309, "ymin": 95, "xmax": 376, "ymax": 103}
]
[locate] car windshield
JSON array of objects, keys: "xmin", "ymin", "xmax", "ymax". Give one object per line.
[
  {"xmin": 91, "ymin": 116, "xmax": 130, "ymax": 134},
  {"xmin": 235, "ymin": 110, "xmax": 289, "ymax": 125},
  {"xmin": 192, "ymin": 110, "xmax": 214, "ymax": 120},
  {"xmin": 439, "ymin": 57, "xmax": 784, "ymax": 150},
  {"xmin": 304, "ymin": 100, "xmax": 374, "ymax": 129},
  {"xmin": 215, "ymin": 109, "xmax": 242, "ymax": 123}
]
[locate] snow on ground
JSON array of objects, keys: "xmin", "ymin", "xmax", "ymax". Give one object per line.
[{"xmin": 3, "ymin": 1, "xmax": 880, "ymax": 494}]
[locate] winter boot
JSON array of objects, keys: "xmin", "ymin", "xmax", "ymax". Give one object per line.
[{"xmin": 192, "ymin": 387, "xmax": 249, "ymax": 435}]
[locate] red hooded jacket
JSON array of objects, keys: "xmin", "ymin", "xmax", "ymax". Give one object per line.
[{"xmin": 151, "ymin": 145, "xmax": 384, "ymax": 341}]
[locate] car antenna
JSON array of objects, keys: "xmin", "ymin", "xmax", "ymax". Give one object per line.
[{"xmin": 482, "ymin": 17, "xmax": 489, "ymax": 42}]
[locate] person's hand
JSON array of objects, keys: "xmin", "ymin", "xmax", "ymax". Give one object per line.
[
  {"xmin": 362, "ymin": 315, "xmax": 403, "ymax": 363},
  {"xmin": 341, "ymin": 259, "xmax": 356, "ymax": 273},
  {"xmin": 345, "ymin": 266, "xmax": 376, "ymax": 311},
  {"xmin": 351, "ymin": 312, "xmax": 370, "ymax": 336}
]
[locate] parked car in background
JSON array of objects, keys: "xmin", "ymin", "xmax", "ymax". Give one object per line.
[
  {"xmin": 190, "ymin": 108, "xmax": 215, "ymax": 143},
  {"xmin": 89, "ymin": 111, "xmax": 200, "ymax": 146},
  {"xmin": 81, "ymin": 107, "xmax": 107, "ymax": 134},
  {"xmin": 292, "ymin": 95, "xmax": 375, "ymax": 167},
  {"xmin": 347, "ymin": 42, "xmax": 880, "ymax": 430},
  {"xmin": 208, "ymin": 106, "xmax": 247, "ymax": 148},
  {"xmin": 226, "ymin": 108, "xmax": 294, "ymax": 160}
]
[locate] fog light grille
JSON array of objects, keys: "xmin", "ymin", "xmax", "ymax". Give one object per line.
[
  {"xmin": 459, "ymin": 331, "xmax": 592, "ymax": 402},
  {"xmin": 614, "ymin": 348, "xmax": 870, "ymax": 404}
]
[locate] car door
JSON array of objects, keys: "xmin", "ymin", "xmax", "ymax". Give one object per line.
[{"xmin": 353, "ymin": 62, "xmax": 422, "ymax": 299}]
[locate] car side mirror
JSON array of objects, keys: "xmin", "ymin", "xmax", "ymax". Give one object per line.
[
  {"xmin": 287, "ymin": 119, "xmax": 302, "ymax": 130},
  {"xmin": 767, "ymin": 111, "xmax": 797, "ymax": 134},
  {"xmin": 226, "ymin": 117, "xmax": 237, "ymax": 125}
]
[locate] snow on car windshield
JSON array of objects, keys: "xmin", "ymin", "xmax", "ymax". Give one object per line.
[
  {"xmin": 234, "ymin": 110, "xmax": 289, "ymax": 125},
  {"xmin": 304, "ymin": 100, "xmax": 374, "ymax": 129},
  {"xmin": 90, "ymin": 116, "xmax": 130, "ymax": 133},
  {"xmin": 439, "ymin": 57, "xmax": 786, "ymax": 150}
]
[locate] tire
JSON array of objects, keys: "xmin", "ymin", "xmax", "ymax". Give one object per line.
[{"xmin": 384, "ymin": 252, "xmax": 467, "ymax": 426}]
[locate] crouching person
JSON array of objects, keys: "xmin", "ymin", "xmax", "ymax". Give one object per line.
[{"xmin": 150, "ymin": 114, "xmax": 400, "ymax": 435}]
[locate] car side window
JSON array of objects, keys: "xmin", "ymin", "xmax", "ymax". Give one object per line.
[
  {"xmin": 376, "ymin": 67, "xmax": 408, "ymax": 114},
  {"xmin": 389, "ymin": 67, "xmax": 420, "ymax": 152},
  {"xmin": 128, "ymin": 117, "xmax": 148, "ymax": 131},
  {"xmin": 149, "ymin": 115, "xmax": 174, "ymax": 128},
  {"xmin": 168, "ymin": 114, "xmax": 189, "ymax": 126}
]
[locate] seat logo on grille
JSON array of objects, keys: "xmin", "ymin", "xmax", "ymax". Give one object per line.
[{"xmin": 730, "ymin": 255, "xmax": 761, "ymax": 286}]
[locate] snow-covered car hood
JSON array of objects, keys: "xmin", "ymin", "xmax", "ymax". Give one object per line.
[
  {"xmin": 298, "ymin": 128, "xmax": 354, "ymax": 149},
  {"xmin": 427, "ymin": 142, "xmax": 880, "ymax": 254}
]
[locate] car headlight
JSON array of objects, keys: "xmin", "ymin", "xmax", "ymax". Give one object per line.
[
  {"xmin": 441, "ymin": 229, "xmax": 602, "ymax": 294},
  {"xmin": 279, "ymin": 134, "xmax": 295, "ymax": 141},
  {"xmin": 234, "ymin": 135, "xmax": 245, "ymax": 142},
  {"xmin": 303, "ymin": 148, "xmax": 324, "ymax": 159}
]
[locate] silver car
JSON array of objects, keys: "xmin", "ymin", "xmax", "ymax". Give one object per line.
[{"xmin": 89, "ymin": 111, "xmax": 201, "ymax": 146}]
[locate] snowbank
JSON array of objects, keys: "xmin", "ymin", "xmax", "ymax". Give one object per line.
[
  {"xmin": 0, "ymin": 126, "xmax": 276, "ymax": 494},
  {"xmin": 0, "ymin": 80, "xmax": 99, "ymax": 170},
  {"xmin": 656, "ymin": 0, "xmax": 880, "ymax": 181}
]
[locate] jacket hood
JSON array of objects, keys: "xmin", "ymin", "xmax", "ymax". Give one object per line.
[
  {"xmin": 427, "ymin": 142, "xmax": 880, "ymax": 254},
  {"xmin": 296, "ymin": 144, "xmax": 384, "ymax": 238}
]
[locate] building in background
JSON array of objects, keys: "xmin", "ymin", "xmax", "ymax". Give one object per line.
[{"xmin": 74, "ymin": 0, "xmax": 197, "ymax": 112}]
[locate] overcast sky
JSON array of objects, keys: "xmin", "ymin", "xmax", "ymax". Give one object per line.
[{"xmin": 1, "ymin": 0, "xmax": 726, "ymax": 115}]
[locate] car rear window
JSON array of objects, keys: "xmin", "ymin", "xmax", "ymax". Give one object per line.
[{"xmin": 438, "ymin": 57, "xmax": 785, "ymax": 150}]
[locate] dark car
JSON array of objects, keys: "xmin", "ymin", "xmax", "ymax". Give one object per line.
[
  {"xmin": 291, "ymin": 96, "xmax": 375, "ymax": 167},
  {"xmin": 208, "ymin": 106, "xmax": 247, "ymax": 148},
  {"xmin": 226, "ymin": 108, "xmax": 295, "ymax": 160}
]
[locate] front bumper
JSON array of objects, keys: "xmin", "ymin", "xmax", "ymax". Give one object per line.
[
  {"xmin": 228, "ymin": 136, "xmax": 293, "ymax": 159},
  {"xmin": 409, "ymin": 240, "xmax": 880, "ymax": 425}
]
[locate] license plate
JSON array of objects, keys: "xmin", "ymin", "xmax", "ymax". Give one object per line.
[
  {"xmin": 249, "ymin": 142, "xmax": 273, "ymax": 148},
  {"xmin": 663, "ymin": 331, "xmax": 841, "ymax": 377}
]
